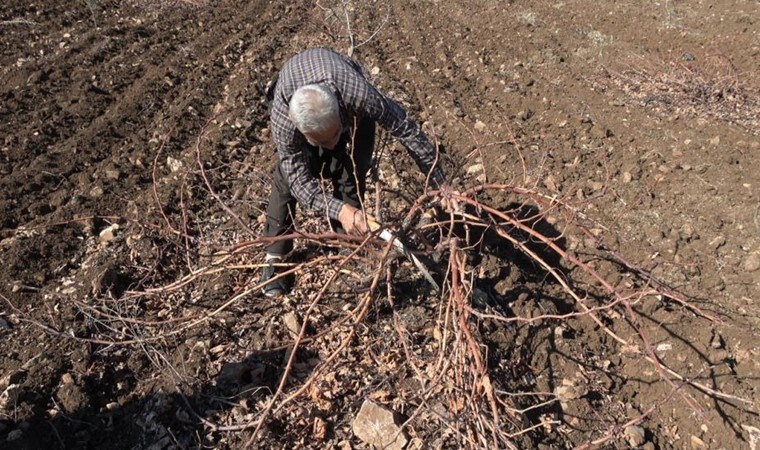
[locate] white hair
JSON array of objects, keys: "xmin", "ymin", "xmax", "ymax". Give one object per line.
[{"xmin": 288, "ymin": 84, "xmax": 340, "ymax": 135}]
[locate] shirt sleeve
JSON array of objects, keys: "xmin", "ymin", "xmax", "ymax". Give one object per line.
[{"xmin": 339, "ymin": 76, "xmax": 446, "ymax": 188}]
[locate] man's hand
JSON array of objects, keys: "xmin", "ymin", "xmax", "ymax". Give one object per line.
[
  {"xmin": 338, "ymin": 204, "xmax": 377, "ymax": 235},
  {"xmin": 437, "ymin": 183, "xmax": 461, "ymax": 213}
]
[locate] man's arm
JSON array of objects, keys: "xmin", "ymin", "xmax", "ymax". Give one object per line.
[
  {"xmin": 372, "ymin": 94, "xmax": 446, "ymax": 188},
  {"xmin": 337, "ymin": 75, "xmax": 446, "ymax": 187}
]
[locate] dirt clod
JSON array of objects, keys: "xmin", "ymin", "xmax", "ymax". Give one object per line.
[
  {"xmin": 56, "ymin": 382, "xmax": 88, "ymax": 414},
  {"xmin": 743, "ymin": 252, "xmax": 760, "ymax": 272}
]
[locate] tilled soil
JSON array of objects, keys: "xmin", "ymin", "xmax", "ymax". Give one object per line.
[{"xmin": 1, "ymin": 1, "xmax": 759, "ymax": 449}]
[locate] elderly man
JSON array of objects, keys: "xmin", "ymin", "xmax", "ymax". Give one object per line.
[{"xmin": 261, "ymin": 47, "xmax": 447, "ymax": 297}]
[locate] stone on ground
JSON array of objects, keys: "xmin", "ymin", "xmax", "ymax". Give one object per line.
[{"xmin": 352, "ymin": 400, "xmax": 408, "ymax": 450}]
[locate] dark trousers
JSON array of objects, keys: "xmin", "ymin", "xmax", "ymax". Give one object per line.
[{"xmin": 263, "ymin": 117, "xmax": 376, "ymax": 256}]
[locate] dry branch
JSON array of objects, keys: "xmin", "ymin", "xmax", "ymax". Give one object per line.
[{"xmin": 8, "ymin": 168, "xmax": 752, "ymax": 449}]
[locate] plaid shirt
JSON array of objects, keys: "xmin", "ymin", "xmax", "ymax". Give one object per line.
[{"xmin": 270, "ymin": 48, "xmax": 445, "ymax": 220}]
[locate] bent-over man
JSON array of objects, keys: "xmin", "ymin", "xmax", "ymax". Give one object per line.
[{"xmin": 261, "ymin": 47, "xmax": 448, "ymax": 297}]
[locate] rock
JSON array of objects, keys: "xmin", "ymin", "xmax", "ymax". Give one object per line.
[
  {"xmin": 282, "ymin": 311, "xmax": 300, "ymax": 335},
  {"xmin": 590, "ymin": 125, "xmax": 612, "ymax": 139},
  {"xmin": 61, "ymin": 373, "xmax": 75, "ymax": 385},
  {"xmin": 742, "ymin": 424, "xmax": 760, "ymax": 450},
  {"xmin": 555, "ymin": 378, "xmax": 587, "ymax": 401},
  {"xmin": 624, "ymin": 425, "xmax": 646, "ymax": 448},
  {"xmin": 370, "ymin": 66, "xmax": 380, "ymax": 75},
  {"xmin": 517, "ymin": 109, "xmax": 533, "ymax": 121},
  {"xmin": 690, "ymin": 435, "xmax": 708, "ymax": 450},
  {"xmin": 167, "ymin": 156, "xmax": 183, "ymax": 173},
  {"xmin": 544, "ymin": 175, "xmax": 559, "ymax": 191},
  {"xmin": 0, "ymin": 384, "xmax": 21, "ymax": 410},
  {"xmin": 474, "ymin": 120, "xmax": 487, "ymax": 132},
  {"xmin": 656, "ymin": 342, "xmax": 672, "ymax": 352},
  {"xmin": 98, "ymin": 223, "xmax": 119, "ymax": 243},
  {"xmin": 7, "ymin": 429, "xmax": 22, "ymax": 441},
  {"xmin": 466, "ymin": 163, "xmax": 484, "ymax": 175},
  {"xmin": 710, "ymin": 333, "xmax": 723, "ymax": 349},
  {"xmin": 709, "ymin": 236, "xmax": 726, "ymax": 250},
  {"xmin": 711, "ymin": 348, "xmax": 729, "ymax": 362},
  {"xmin": 743, "ymin": 252, "xmax": 760, "ymax": 272},
  {"xmin": 104, "ymin": 168, "xmax": 121, "ymax": 180},
  {"xmin": 709, "ymin": 136, "xmax": 720, "ymax": 146},
  {"xmin": 234, "ymin": 119, "xmax": 252, "ymax": 129},
  {"xmin": 641, "ymin": 442, "xmax": 656, "ymax": 450},
  {"xmin": 89, "ymin": 185, "xmax": 104, "ymax": 198},
  {"xmin": 680, "ymin": 223, "xmax": 696, "ymax": 241},
  {"xmin": 313, "ymin": 417, "xmax": 328, "ymax": 441},
  {"xmin": 0, "ymin": 371, "xmax": 24, "ymax": 391},
  {"xmin": 352, "ymin": 400, "xmax": 408, "ymax": 450}
]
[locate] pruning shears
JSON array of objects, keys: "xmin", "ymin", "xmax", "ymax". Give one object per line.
[{"xmin": 368, "ymin": 218, "xmax": 440, "ymax": 292}]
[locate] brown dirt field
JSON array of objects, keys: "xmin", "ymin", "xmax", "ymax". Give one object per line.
[{"xmin": 1, "ymin": 0, "xmax": 759, "ymax": 449}]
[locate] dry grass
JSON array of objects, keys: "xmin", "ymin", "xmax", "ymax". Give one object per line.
[{"xmin": 607, "ymin": 53, "xmax": 760, "ymax": 133}]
